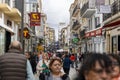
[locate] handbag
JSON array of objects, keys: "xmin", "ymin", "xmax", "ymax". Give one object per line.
[
  {"xmin": 39, "ymin": 72, "xmax": 45, "ymax": 80},
  {"xmin": 39, "ymin": 60, "xmax": 49, "ymax": 80},
  {"xmin": 61, "ymin": 74, "xmax": 69, "ymax": 80}
]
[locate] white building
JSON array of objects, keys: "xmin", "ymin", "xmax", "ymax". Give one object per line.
[{"xmin": 0, "ymin": 0, "xmax": 21, "ymax": 54}]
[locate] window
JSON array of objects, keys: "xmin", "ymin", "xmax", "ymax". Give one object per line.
[
  {"xmin": 89, "ymin": 18, "xmax": 92, "ymax": 30},
  {"xmin": 95, "ymin": 17, "xmax": 100, "ymax": 28},
  {"xmin": 7, "ymin": 20, "xmax": 12, "ymax": 28},
  {"xmin": 5, "ymin": 0, "xmax": 10, "ymax": 6}
]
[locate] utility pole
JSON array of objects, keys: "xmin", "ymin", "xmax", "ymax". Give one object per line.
[{"xmin": 21, "ymin": 0, "xmax": 24, "ymax": 54}]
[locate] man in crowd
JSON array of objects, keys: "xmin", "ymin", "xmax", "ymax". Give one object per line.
[{"xmin": 0, "ymin": 41, "xmax": 35, "ymax": 80}]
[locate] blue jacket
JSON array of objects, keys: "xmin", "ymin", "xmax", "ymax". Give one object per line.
[{"xmin": 63, "ymin": 57, "xmax": 72, "ymax": 68}]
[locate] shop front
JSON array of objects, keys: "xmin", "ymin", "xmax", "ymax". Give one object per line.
[
  {"xmin": 103, "ymin": 19, "xmax": 120, "ymax": 53},
  {"xmin": 85, "ymin": 27, "xmax": 104, "ymax": 53}
]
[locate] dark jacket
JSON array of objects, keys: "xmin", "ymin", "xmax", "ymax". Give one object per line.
[
  {"xmin": 63, "ymin": 57, "xmax": 72, "ymax": 68},
  {"xmin": 0, "ymin": 49, "xmax": 27, "ymax": 80}
]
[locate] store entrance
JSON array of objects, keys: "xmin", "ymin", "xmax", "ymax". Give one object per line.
[{"xmin": 5, "ymin": 31, "xmax": 11, "ymax": 52}]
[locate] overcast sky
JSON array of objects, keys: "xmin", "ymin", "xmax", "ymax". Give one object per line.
[{"xmin": 42, "ymin": 0, "xmax": 74, "ymax": 41}]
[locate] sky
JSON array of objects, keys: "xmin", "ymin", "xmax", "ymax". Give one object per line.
[{"xmin": 42, "ymin": 0, "xmax": 74, "ymax": 41}]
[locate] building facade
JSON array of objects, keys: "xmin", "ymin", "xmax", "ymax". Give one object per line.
[{"xmin": 0, "ymin": 0, "xmax": 21, "ymax": 55}]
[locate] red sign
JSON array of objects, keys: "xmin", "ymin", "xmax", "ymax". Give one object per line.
[
  {"xmin": 85, "ymin": 28, "xmax": 102, "ymax": 37},
  {"xmin": 29, "ymin": 12, "xmax": 41, "ymax": 26}
]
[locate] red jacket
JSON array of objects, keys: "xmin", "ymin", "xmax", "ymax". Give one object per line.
[{"xmin": 70, "ymin": 55, "xmax": 75, "ymax": 61}]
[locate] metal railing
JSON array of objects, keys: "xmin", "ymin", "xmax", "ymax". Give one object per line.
[
  {"xmin": 81, "ymin": 2, "xmax": 89, "ymax": 16},
  {"xmin": 72, "ymin": 4, "xmax": 80, "ymax": 16}
]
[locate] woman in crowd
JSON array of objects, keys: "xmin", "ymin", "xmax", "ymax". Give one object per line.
[
  {"xmin": 36, "ymin": 53, "xmax": 50, "ymax": 80},
  {"xmin": 47, "ymin": 57, "xmax": 70, "ymax": 80},
  {"xmin": 109, "ymin": 54, "xmax": 120, "ymax": 80}
]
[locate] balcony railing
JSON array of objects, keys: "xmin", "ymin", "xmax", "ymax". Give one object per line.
[
  {"xmin": 80, "ymin": 1, "xmax": 96, "ymax": 18},
  {"xmin": 72, "ymin": 4, "xmax": 80, "ymax": 16},
  {"xmin": 103, "ymin": 0, "xmax": 120, "ymax": 21}
]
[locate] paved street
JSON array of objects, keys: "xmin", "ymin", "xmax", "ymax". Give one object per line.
[{"xmin": 69, "ymin": 67, "xmax": 78, "ymax": 80}]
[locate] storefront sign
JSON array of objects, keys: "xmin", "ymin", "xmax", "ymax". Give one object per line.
[
  {"xmin": 99, "ymin": 5, "xmax": 111, "ymax": 13},
  {"xmin": 29, "ymin": 12, "xmax": 41, "ymax": 26},
  {"xmin": 85, "ymin": 28, "xmax": 102, "ymax": 37}
]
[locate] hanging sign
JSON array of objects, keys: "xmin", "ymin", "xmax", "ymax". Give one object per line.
[{"xmin": 29, "ymin": 12, "xmax": 41, "ymax": 26}]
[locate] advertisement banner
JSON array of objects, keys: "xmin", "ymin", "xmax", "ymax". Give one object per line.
[
  {"xmin": 99, "ymin": 5, "xmax": 111, "ymax": 13},
  {"xmin": 29, "ymin": 12, "xmax": 41, "ymax": 26}
]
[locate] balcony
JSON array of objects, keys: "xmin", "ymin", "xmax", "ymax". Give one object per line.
[
  {"xmin": 0, "ymin": 3, "xmax": 11, "ymax": 12},
  {"xmin": 72, "ymin": 4, "xmax": 80, "ymax": 17},
  {"xmin": 72, "ymin": 20, "xmax": 80, "ymax": 30},
  {"xmin": 103, "ymin": 0, "xmax": 120, "ymax": 22},
  {"xmin": 0, "ymin": 3, "xmax": 21, "ymax": 23},
  {"xmin": 5, "ymin": 8, "xmax": 21, "ymax": 22},
  {"xmin": 81, "ymin": 1, "xmax": 96, "ymax": 18}
]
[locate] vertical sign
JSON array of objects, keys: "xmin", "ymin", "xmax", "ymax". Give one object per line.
[{"xmin": 30, "ymin": 12, "xmax": 41, "ymax": 26}]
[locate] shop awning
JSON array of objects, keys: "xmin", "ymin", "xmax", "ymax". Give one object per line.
[
  {"xmin": 85, "ymin": 27, "xmax": 102, "ymax": 37},
  {"xmin": 103, "ymin": 20, "xmax": 120, "ymax": 28}
]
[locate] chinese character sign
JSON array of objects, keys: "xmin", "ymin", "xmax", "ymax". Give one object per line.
[{"xmin": 30, "ymin": 12, "xmax": 41, "ymax": 26}]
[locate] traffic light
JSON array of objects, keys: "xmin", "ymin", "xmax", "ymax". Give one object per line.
[{"xmin": 23, "ymin": 27, "xmax": 30, "ymax": 39}]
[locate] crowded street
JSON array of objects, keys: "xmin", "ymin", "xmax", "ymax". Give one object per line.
[{"xmin": 0, "ymin": 0, "xmax": 120, "ymax": 80}]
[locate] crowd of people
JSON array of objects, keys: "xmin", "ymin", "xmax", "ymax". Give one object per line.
[{"xmin": 0, "ymin": 40, "xmax": 120, "ymax": 80}]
